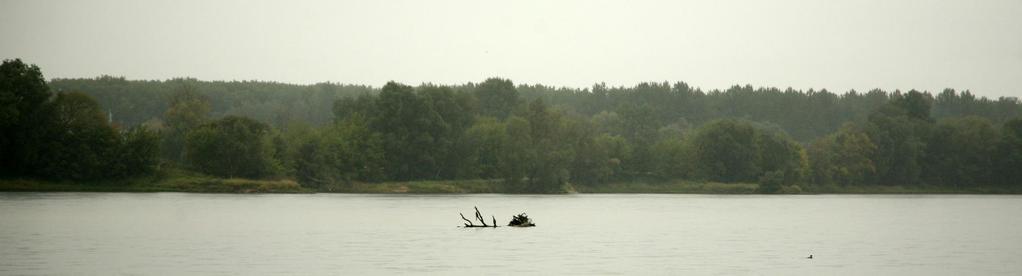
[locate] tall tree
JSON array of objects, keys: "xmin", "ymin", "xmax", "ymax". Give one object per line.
[
  {"xmin": 114, "ymin": 126, "xmax": 161, "ymax": 177},
  {"xmin": 0, "ymin": 59, "xmax": 51, "ymax": 176},
  {"xmin": 500, "ymin": 116, "xmax": 534, "ymax": 188},
  {"xmin": 616, "ymin": 103, "xmax": 661, "ymax": 175},
  {"xmin": 523, "ymin": 99, "xmax": 571, "ymax": 192},
  {"xmin": 892, "ymin": 90, "xmax": 934, "ymax": 121},
  {"xmin": 865, "ymin": 97, "xmax": 932, "ymax": 185},
  {"xmin": 29, "ymin": 92, "xmax": 120, "ymax": 180},
  {"xmin": 418, "ymin": 85, "xmax": 476, "ymax": 179},
  {"xmin": 685, "ymin": 119, "xmax": 806, "ymax": 186},
  {"xmin": 162, "ymin": 86, "xmax": 210, "ymax": 162},
  {"xmin": 324, "ymin": 113, "xmax": 386, "ymax": 182},
  {"xmin": 689, "ymin": 119, "xmax": 762, "ymax": 182},
  {"xmin": 371, "ymin": 81, "xmax": 445, "ymax": 180},
  {"xmin": 474, "ymin": 78, "xmax": 519, "ymax": 119},
  {"xmin": 923, "ymin": 116, "xmax": 1000, "ymax": 188},
  {"xmin": 464, "ymin": 117, "xmax": 507, "ymax": 179},
  {"xmin": 185, "ymin": 116, "xmax": 279, "ymax": 178},
  {"xmin": 755, "ymin": 130, "xmax": 808, "ymax": 187},
  {"xmin": 995, "ymin": 119, "xmax": 1022, "ymax": 187},
  {"xmin": 809, "ymin": 124, "xmax": 878, "ymax": 187}
]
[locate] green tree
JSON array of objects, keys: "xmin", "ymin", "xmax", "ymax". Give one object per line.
[
  {"xmin": 808, "ymin": 124, "xmax": 877, "ymax": 187},
  {"xmin": 271, "ymin": 121, "xmax": 328, "ymax": 186},
  {"xmin": 162, "ymin": 86, "xmax": 210, "ymax": 162},
  {"xmin": 0, "ymin": 59, "xmax": 51, "ymax": 176},
  {"xmin": 686, "ymin": 119, "xmax": 806, "ymax": 186},
  {"xmin": 923, "ymin": 116, "xmax": 1000, "ymax": 188},
  {"xmin": 185, "ymin": 116, "xmax": 279, "ymax": 178},
  {"xmin": 865, "ymin": 99, "xmax": 932, "ymax": 185},
  {"xmin": 616, "ymin": 103, "xmax": 661, "ymax": 175},
  {"xmin": 595, "ymin": 133, "xmax": 632, "ymax": 181},
  {"xmin": 995, "ymin": 119, "xmax": 1022, "ymax": 187},
  {"xmin": 114, "ymin": 126, "xmax": 161, "ymax": 177},
  {"xmin": 565, "ymin": 118, "xmax": 625, "ymax": 185},
  {"xmin": 292, "ymin": 138, "xmax": 331, "ymax": 187},
  {"xmin": 323, "ymin": 113, "xmax": 386, "ymax": 182},
  {"xmin": 500, "ymin": 116, "xmax": 534, "ymax": 187},
  {"xmin": 418, "ymin": 85, "xmax": 476, "ymax": 179},
  {"xmin": 689, "ymin": 119, "xmax": 762, "ymax": 182},
  {"xmin": 755, "ymin": 130, "xmax": 808, "ymax": 187},
  {"xmin": 464, "ymin": 117, "xmax": 507, "ymax": 179},
  {"xmin": 893, "ymin": 90, "xmax": 934, "ymax": 121},
  {"xmin": 591, "ymin": 110, "xmax": 624, "ymax": 135},
  {"xmin": 29, "ymin": 92, "xmax": 120, "ymax": 180},
  {"xmin": 522, "ymin": 99, "xmax": 572, "ymax": 192},
  {"xmin": 332, "ymin": 94, "xmax": 376, "ymax": 122},
  {"xmin": 371, "ymin": 81, "xmax": 445, "ymax": 180},
  {"xmin": 475, "ymin": 78, "xmax": 519, "ymax": 119},
  {"xmin": 0, "ymin": 59, "xmax": 50, "ymax": 127},
  {"xmin": 651, "ymin": 133, "xmax": 688, "ymax": 179}
]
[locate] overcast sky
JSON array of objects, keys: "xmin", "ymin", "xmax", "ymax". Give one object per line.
[{"xmin": 2, "ymin": 0, "xmax": 1020, "ymax": 97}]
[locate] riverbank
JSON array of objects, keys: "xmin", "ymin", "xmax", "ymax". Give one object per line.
[
  {"xmin": 0, "ymin": 175, "xmax": 761, "ymax": 194},
  {"xmin": 0, "ymin": 170, "xmax": 309, "ymax": 193},
  {"xmin": 573, "ymin": 181, "xmax": 761, "ymax": 194},
  {"xmin": 806, "ymin": 184, "xmax": 1022, "ymax": 194},
  {"xmin": 3, "ymin": 175, "xmax": 1021, "ymax": 194},
  {"xmin": 318, "ymin": 179, "xmax": 509, "ymax": 193}
]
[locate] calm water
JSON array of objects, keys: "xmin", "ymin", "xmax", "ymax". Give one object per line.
[{"xmin": 1, "ymin": 193, "xmax": 1021, "ymax": 275}]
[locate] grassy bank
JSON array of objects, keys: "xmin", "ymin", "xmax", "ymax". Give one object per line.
[
  {"xmin": 4, "ymin": 173, "xmax": 1022, "ymax": 194},
  {"xmin": 318, "ymin": 179, "xmax": 509, "ymax": 193},
  {"xmin": 807, "ymin": 184, "xmax": 1022, "ymax": 194},
  {"xmin": 0, "ymin": 172, "xmax": 502, "ymax": 194},
  {"xmin": 575, "ymin": 181, "xmax": 761, "ymax": 194},
  {"xmin": 0, "ymin": 169, "xmax": 308, "ymax": 193},
  {"xmin": 575, "ymin": 181, "xmax": 1022, "ymax": 194}
]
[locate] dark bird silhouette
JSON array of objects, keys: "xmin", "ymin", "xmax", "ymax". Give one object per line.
[{"xmin": 807, "ymin": 254, "xmax": 813, "ymax": 259}]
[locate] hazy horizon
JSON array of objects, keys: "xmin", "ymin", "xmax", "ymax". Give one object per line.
[{"xmin": 2, "ymin": 0, "xmax": 1021, "ymax": 97}]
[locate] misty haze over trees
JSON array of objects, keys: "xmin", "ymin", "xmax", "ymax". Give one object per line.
[{"xmin": 4, "ymin": 58, "xmax": 1022, "ymax": 193}]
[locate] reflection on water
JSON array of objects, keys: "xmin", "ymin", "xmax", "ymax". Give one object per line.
[{"xmin": 1, "ymin": 193, "xmax": 1021, "ymax": 275}]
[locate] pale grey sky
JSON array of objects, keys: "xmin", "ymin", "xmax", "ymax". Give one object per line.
[{"xmin": 1, "ymin": 0, "xmax": 1020, "ymax": 97}]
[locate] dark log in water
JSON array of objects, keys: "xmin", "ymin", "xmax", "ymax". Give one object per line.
[
  {"xmin": 473, "ymin": 206, "xmax": 488, "ymax": 227},
  {"xmin": 459, "ymin": 206, "xmax": 497, "ymax": 228},
  {"xmin": 460, "ymin": 213, "xmax": 474, "ymax": 227}
]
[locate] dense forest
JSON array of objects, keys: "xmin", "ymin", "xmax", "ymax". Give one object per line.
[{"xmin": 4, "ymin": 58, "xmax": 1022, "ymax": 192}]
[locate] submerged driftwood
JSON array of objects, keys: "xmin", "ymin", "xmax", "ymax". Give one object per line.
[
  {"xmin": 459, "ymin": 206, "xmax": 497, "ymax": 228},
  {"xmin": 459, "ymin": 207, "xmax": 536, "ymax": 228}
]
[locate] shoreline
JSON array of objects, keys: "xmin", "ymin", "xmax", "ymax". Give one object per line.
[{"xmin": 2, "ymin": 177, "xmax": 1020, "ymax": 195}]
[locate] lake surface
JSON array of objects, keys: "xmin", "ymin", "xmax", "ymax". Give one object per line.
[{"xmin": 1, "ymin": 193, "xmax": 1021, "ymax": 275}]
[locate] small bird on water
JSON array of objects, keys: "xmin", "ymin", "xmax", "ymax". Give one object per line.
[{"xmin": 807, "ymin": 254, "xmax": 813, "ymax": 259}]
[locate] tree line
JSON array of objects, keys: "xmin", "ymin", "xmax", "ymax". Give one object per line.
[
  {"xmin": 1, "ymin": 60, "xmax": 158, "ymax": 179},
  {"xmin": 4, "ymin": 58, "xmax": 1022, "ymax": 192},
  {"xmin": 51, "ymin": 74, "xmax": 1022, "ymax": 143}
]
